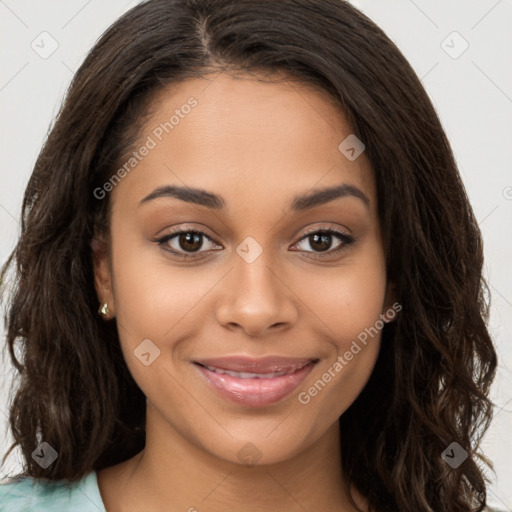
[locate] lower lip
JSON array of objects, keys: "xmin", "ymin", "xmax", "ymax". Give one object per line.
[{"xmin": 194, "ymin": 362, "xmax": 316, "ymax": 407}]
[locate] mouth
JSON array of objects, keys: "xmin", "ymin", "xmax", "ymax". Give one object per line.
[{"xmin": 193, "ymin": 356, "xmax": 318, "ymax": 407}]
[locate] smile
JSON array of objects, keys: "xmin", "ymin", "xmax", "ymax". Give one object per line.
[
  {"xmin": 202, "ymin": 365, "xmax": 300, "ymax": 379},
  {"xmin": 193, "ymin": 356, "xmax": 318, "ymax": 407}
]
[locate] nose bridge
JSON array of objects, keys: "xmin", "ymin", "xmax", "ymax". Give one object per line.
[{"xmin": 233, "ymin": 235, "xmax": 281, "ymax": 308}]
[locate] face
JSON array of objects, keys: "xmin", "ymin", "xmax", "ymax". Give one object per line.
[{"xmin": 93, "ymin": 71, "xmax": 395, "ymax": 466}]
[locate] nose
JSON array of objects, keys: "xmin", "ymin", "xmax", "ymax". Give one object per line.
[{"xmin": 215, "ymin": 252, "xmax": 299, "ymax": 337}]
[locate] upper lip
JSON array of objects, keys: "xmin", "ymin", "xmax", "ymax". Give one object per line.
[{"xmin": 194, "ymin": 356, "xmax": 317, "ymax": 374}]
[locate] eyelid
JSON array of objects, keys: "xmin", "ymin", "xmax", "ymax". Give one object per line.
[{"xmin": 294, "ymin": 222, "xmax": 352, "ymax": 240}]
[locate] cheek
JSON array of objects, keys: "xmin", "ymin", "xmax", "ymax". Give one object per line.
[
  {"xmin": 110, "ymin": 220, "xmax": 212, "ymax": 337},
  {"xmin": 295, "ymin": 239, "xmax": 387, "ymax": 341},
  {"xmin": 293, "ymin": 244, "xmax": 386, "ymax": 419},
  {"xmin": 294, "ymin": 283, "xmax": 384, "ymax": 436}
]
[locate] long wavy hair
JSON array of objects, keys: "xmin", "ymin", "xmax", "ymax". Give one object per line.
[{"xmin": 0, "ymin": 0, "xmax": 497, "ymax": 510}]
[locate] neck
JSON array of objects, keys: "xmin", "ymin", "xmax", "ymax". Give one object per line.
[{"xmin": 112, "ymin": 405, "xmax": 365, "ymax": 512}]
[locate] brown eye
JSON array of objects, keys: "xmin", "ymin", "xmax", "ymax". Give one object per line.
[
  {"xmin": 156, "ymin": 229, "xmax": 220, "ymax": 259},
  {"xmin": 293, "ymin": 228, "xmax": 354, "ymax": 257},
  {"xmin": 307, "ymin": 232, "xmax": 336, "ymax": 252},
  {"xmin": 176, "ymin": 232, "xmax": 204, "ymax": 252}
]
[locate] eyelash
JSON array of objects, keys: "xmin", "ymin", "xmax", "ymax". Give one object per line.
[{"xmin": 153, "ymin": 225, "xmax": 355, "ymax": 261}]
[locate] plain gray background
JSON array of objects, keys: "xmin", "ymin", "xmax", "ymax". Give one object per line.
[{"xmin": 0, "ymin": 0, "xmax": 511, "ymax": 509}]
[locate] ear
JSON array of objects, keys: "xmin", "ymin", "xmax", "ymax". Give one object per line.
[
  {"xmin": 382, "ymin": 281, "xmax": 399, "ymax": 323},
  {"xmin": 91, "ymin": 234, "xmax": 115, "ymax": 319}
]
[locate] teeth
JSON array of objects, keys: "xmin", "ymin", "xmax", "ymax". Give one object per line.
[{"xmin": 205, "ymin": 365, "xmax": 291, "ymax": 379}]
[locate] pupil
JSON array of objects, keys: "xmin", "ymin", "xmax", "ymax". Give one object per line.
[
  {"xmin": 311, "ymin": 233, "xmax": 331, "ymax": 252},
  {"xmin": 180, "ymin": 232, "xmax": 202, "ymax": 252}
]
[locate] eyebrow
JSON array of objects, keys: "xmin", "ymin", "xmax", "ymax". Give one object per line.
[{"xmin": 139, "ymin": 183, "xmax": 370, "ymax": 211}]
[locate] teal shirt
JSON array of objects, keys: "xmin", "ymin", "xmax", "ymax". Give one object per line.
[
  {"xmin": 0, "ymin": 470, "xmax": 106, "ymax": 511},
  {"xmin": 0, "ymin": 472, "xmax": 507, "ymax": 511}
]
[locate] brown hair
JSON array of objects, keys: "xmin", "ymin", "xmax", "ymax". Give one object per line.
[{"xmin": 0, "ymin": 1, "xmax": 497, "ymax": 510}]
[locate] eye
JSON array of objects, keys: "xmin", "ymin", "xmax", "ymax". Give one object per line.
[
  {"xmin": 155, "ymin": 228, "xmax": 220, "ymax": 259},
  {"xmin": 291, "ymin": 227, "xmax": 355, "ymax": 258}
]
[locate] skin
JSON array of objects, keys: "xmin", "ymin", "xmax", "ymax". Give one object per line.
[{"xmin": 93, "ymin": 71, "xmax": 396, "ymax": 512}]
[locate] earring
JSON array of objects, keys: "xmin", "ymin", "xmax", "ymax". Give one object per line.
[{"xmin": 98, "ymin": 302, "xmax": 111, "ymax": 317}]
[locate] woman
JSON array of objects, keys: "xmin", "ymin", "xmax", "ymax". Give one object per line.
[{"xmin": 0, "ymin": 0, "xmax": 498, "ymax": 510}]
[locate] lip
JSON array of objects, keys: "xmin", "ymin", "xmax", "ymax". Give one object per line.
[{"xmin": 193, "ymin": 356, "xmax": 317, "ymax": 407}]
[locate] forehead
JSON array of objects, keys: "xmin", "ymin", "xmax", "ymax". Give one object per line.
[{"xmin": 111, "ymin": 71, "xmax": 376, "ymax": 213}]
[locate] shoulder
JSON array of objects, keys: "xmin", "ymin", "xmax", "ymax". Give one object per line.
[{"xmin": 0, "ymin": 471, "xmax": 106, "ymax": 512}]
